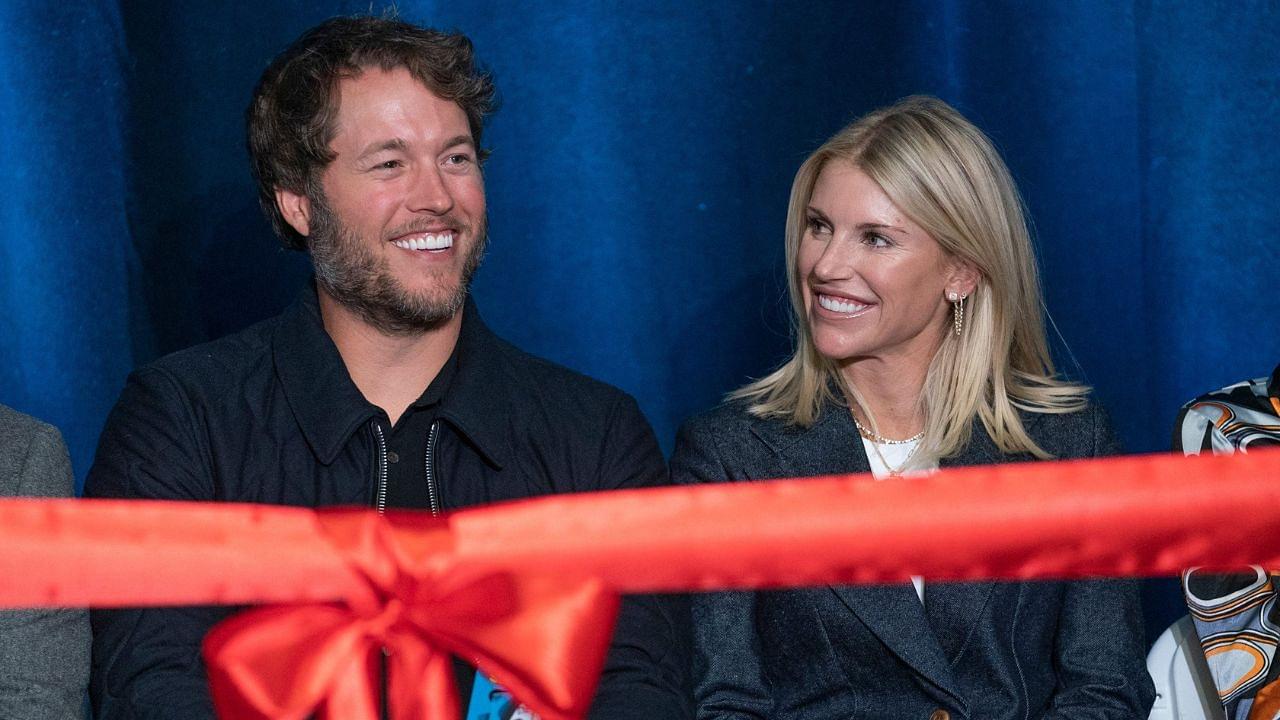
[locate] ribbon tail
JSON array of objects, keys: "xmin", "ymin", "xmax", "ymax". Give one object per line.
[
  {"xmin": 316, "ymin": 644, "xmax": 381, "ymax": 720},
  {"xmin": 387, "ymin": 641, "xmax": 458, "ymax": 720}
]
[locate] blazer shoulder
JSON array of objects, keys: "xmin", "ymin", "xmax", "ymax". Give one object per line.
[
  {"xmin": 1023, "ymin": 399, "xmax": 1119, "ymax": 460},
  {"xmin": 677, "ymin": 397, "xmax": 762, "ymax": 441},
  {"xmin": 672, "ymin": 397, "xmax": 780, "ymax": 476}
]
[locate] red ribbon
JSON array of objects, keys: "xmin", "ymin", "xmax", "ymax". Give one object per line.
[
  {"xmin": 1, "ymin": 449, "xmax": 1279, "ymax": 718},
  {"xmin": 202, "ymin": 511, "xmax": 616, "ymax": 720}
]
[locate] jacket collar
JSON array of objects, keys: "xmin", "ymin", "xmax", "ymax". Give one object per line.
[
  {"xmin": 748, "ymin": 394, "xmax": 1020, "ymax": 710},
  {"xmin": 434, "ymin": 297, "xmax": 511, "ymax": 470},
  {"xmin": 273, "ymin": 286, "xmax": 509, "ymax": 468}
]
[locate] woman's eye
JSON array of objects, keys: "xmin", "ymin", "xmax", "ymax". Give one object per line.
[
  {"xmin": 806, "ymin": 217, "xmax": 829, "ymax": 234},
  {"xmin": 864, "ymin": 233, "xmax": 892, "ymax": 248}
]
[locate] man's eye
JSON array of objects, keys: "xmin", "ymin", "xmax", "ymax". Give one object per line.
[
  {"xmin": 375, "ymin": 160, "xmax": 402, "ymax": 170},
  {"xmin": 446, "ymin": 154, "xmax": 473, "ymax": 166}
]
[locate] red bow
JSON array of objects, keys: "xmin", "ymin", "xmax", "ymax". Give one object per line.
[{"xmin": 203, "ymin": 509, "xmax": 619, "ymax": 720}]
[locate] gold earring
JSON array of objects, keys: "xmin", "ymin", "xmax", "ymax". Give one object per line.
[{"xmin": 950, "ymin": 293, "xmax": 965, "ymax": 335}]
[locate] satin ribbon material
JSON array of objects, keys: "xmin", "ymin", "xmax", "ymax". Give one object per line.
[
  {"xmin": 452, "ymin": 448, "xmax": 1280, "ymax": 589},
  {"xmin": 1, "ymin": 449, "xmax": 1279, "ymax": 718},
  {"xmin": 0, "ymin": 498, "xmax": 363, "ymax": 606},
  {"xmin": 203, "ymin": 510, "xmax": 618, "ymax": 720}
]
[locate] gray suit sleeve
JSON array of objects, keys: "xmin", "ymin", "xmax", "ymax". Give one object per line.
[
  {"xmin": 0, "ymin": 421, "xmax": 90, "ymax": 720},
  {"xmin": 670, "ymin": 420, "xmax": 771, "ymax": 720}
]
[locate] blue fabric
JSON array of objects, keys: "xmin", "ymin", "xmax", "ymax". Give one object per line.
[
  {"xmin": 0, "ymin": 0, "xmax": 133, "ymax": 485},
  {"xmin": 1, "ymin": 1, "xmax": 1277, "ymax": 637}
]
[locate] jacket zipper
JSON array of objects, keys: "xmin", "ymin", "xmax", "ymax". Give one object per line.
[
  {"xmin": 372, "ymin": 420, "xmax": 389, "ymax": 514},
  {"xmin": 370, "ymin": 419, "xmax": 391, "ymax": 720},
  {"xmin": 425, "ymin": 420, "xmax": 441, "ymax": 516}
]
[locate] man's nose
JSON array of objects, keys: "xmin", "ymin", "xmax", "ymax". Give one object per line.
[{"xmin": 407, "ymin": 166, "xmax": 454, "ymax": 214}]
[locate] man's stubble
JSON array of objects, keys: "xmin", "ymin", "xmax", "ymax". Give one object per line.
[{"xmin": 307, "ymin": 189, "xmax": 488, "ymax": 336}]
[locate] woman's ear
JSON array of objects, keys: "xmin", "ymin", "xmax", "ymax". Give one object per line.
[{"xmin": 944, "ymin": 257, "xmax": 981, "ymax": 300}]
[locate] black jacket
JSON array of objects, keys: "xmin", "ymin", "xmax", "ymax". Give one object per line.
[
  {"xmin": 85, "ymin": 288, "xmax": 689, "ymax": 719},
  {"xmin": 671, "ymin": 399, "xmax": 1154, "ymax": 720}
]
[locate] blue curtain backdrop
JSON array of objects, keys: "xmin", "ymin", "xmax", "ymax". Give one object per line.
[{"xmin": 2, "ymin": 1, "xmax": 1277, "ymax": 638}]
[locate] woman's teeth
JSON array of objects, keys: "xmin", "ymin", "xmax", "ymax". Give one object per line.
[{"xmin": 818, "ymin": 294, "xmax": 869, "ymax": 314}]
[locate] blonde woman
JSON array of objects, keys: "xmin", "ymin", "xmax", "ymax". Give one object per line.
[{"xmin": 671, "ymin": 97, "xmax": 1154, "ymax": 720}]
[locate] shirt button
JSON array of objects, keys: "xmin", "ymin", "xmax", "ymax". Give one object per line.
[
  {"xmin": 386, "ymin": 451, "xmax": 400, "ymax": 464},
  {"xmin": 929, "ymin": 710, "xmax": 950, "ymax": 720}
]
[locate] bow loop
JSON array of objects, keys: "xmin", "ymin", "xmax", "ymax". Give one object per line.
[{"xmin": 204, "ymin": 509, "xmax": 621, "ymax": 720}]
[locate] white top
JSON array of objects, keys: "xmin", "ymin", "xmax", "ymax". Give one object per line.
[{"xmin": 861, "ymin": 436, "xmax": 937, "ymax": 604}]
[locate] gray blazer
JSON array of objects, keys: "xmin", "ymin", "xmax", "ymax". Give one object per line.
[
  {"xmin": 671, "ymin": 398, "xmax": 1155, "ymax": 720},
  {"xmin": 0, "ymin": 404, "xmax": 90, "ymax": 719}
]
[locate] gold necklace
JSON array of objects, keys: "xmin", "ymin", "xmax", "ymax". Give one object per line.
[
  {"xmin": 852, "ymin": 415, "xmax": 925, "ymax": 445},
  {"xmin": 864, "ymin": 435, "xmax": 920, "ymax": 478},
  {"xmin": 852, "ymin": 415, "xmax": 923, "ymax": 477}
]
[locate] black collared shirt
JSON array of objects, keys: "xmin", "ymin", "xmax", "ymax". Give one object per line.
[{"xmin": 379, "ymin": 347, "xmax": 457, "ymax": 511}]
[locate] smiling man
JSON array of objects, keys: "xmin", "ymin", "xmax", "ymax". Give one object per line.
[{"xmin": 85, "ymin": 16, "xmax": 688, "ymax": 720}]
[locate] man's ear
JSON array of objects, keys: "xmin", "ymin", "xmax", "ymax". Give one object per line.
[
  {"xmin": 275, "ymin": 188, "xmax": 312, "ymax": 238},
  {"xmin": 945, "ymin": 257, "xmax": 981, "ymax": 299}
]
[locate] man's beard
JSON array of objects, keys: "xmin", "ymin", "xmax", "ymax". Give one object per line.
[{"xmin": 307, "ymin": 193, "xmax": 488, "ymax": 336}]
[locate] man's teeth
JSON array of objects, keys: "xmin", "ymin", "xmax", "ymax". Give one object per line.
[
  {"xmin": 392, "ymin": 232, "xmax": 453, "ymax": 251},
  {"xmin": 818, "ymin": 294, "xmax": 869, "ymax": 314}
]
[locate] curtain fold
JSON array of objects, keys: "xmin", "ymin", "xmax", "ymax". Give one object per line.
[{"xmin": 0, "ymin": 0, "xmax": 134, "ymax": 481}]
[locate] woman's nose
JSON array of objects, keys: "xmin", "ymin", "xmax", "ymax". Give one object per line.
[{"xmin": 812, "ymin": 237, "xmax": 857, "ymax": 280}]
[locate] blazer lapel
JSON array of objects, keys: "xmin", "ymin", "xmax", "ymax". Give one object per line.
[
  {"xmin": 828, "ymin": 583, "xmax": 962, "ymax": 705},
  {"xmin": 924, "ymin": 425, "xmax": 1007, "ymax": 664},
  {"xmin": 753, "ymin": 402, "xmax": 965, "ymax": 706}
]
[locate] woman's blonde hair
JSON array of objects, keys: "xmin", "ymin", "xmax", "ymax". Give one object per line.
[{"xmin": 733, "ymin": 95, "xmax": 1087, "ymax": 460}]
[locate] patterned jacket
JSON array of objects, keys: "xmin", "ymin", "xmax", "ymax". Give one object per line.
[{"xmin": 1175, "ymin": 364, "xmax": 1280, "ymax": 720}]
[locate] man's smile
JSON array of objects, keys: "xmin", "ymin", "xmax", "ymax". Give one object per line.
[{"xmin": 391, "ymin": 231, "xmax": 454, "ymax": 252}]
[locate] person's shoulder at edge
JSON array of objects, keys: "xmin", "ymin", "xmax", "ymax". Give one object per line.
[
  {"xmin": 1171, "ymin": 366, "xmax": 1277, "ymax": 454},
  {"xmin": 0, "ymin": 403, "xmax": 59, "ymax": 446},
  {"xmin": 0, "ymin": 403, "xmax": 74, "ymax": 496},
  {"xmin": 0, "ymin": 404, "xmax": 90, "ymax": 720}
]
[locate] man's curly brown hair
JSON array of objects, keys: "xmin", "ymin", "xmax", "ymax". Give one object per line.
[{"xmin": 247, "ymin": 15, "xmax": 497, "ymax": 250}]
